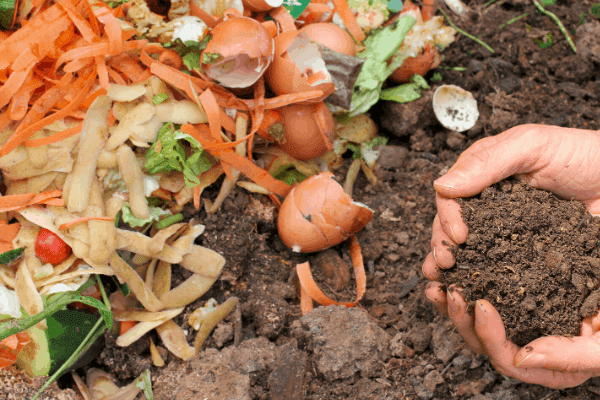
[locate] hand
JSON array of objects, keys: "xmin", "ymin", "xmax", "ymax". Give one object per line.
[{"xmin": 422, "ymin": 124, "xmax": 600, "ymax": 388}]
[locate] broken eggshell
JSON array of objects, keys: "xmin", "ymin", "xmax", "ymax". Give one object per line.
[
  {"xmin": 242, "ymin": 0, "xmax": 283, "ymax": 12},
  {"xmin": 277, "ymin": 171, "xmax": 373, "ymax": 253},
  {"xmin": 265, "ymin": 31, "xmax": 335, "ymax": 102},
  {"xmin": 299, "ymin": 23, "xmax": 357, "ymax": 56},
  {"xmin": 432, "ymin": 84, "xmax": 479, "ymax": 132},
  {"xmin": 278, "ymin": 101, "xmax": 334, "ymax": 161},
  {"xmin": 201, "ymin": 15, "xmax": 274, "ymax": 89}
]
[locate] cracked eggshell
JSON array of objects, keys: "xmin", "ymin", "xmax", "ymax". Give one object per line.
[
  {"xmin": 277, "ymin": 172, "xmax": 373, "ymax": 253},
  {"xmin": 432, "ymin": 84, "xmax": 479, "ymax": 132},
  {"xmin": 278, "ymin": 102, "xmax": 334, "ymax": 161},
  {"xmin": 299, "ymin": 23, "xmax": 356, "ymax": 56},
  {"xmin": 265, "ymin": 31, "xmax": 335, "ymax": 102},
  {"xmin": 201, "ymin": 15, "xmax": 274, "ymax": 89}
]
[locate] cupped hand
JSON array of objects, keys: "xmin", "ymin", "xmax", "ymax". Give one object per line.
[
  {"xmin": 422, "ymin": 124, "xmax": 600, "ymax": 387},
  {"xmin": 425, "ymin": 284, "xmax": 597, "ymax": 389}
]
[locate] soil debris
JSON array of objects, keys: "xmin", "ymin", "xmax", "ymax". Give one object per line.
[{"xmin": 441, "ymin": 179, "xmax": 600, "ymax": 346}]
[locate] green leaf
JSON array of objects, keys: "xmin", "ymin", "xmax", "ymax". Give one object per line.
[
  {"xmin": 183, "ymin": 52, "xmax": 201, "ymax": 71},
  {"xmin": 153, "ymin": 94, "xmax": 169, "ymax": 105},
  {"xmin": 46, "ymin": 310, "xmax": 101, "ymax": 375},
  {"xmin": 591, "ymin": 3, "xmax": 600, "ymax": 18},
  {"xmin": 350, "ymin": 15, "xmax": 416, "ymax": 116},
  {"xmin": 146, "ymin": 123, "xmax": 215, "ymax": 187},
  {"xmin": 121, "ymin": 202, "xmax": 172, "ymax": 228},
  {"xmin": 367, "ymin": 136, "xmax": 388, "ymax": 148},
  {"xmin": 0, "ymin": 0, "xmax": 16, "ymax": 30},
  {"xmin": 0, "ymin": 247, "xmax": 24, "ymax": 265},
  {"xmin": 202, "ymin": 52, "xmax": 221, "ymax": 64},
  {"xmin": 0, "ymin": 293, "xmax": 113, "ymax": 342},
  {"xmin": 272, "ymin": 165, "xmax": 307, "ymax": 185}
]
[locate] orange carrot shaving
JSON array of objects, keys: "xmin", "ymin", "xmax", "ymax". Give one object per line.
[
  {"xmin": 96, "ymin": 56, "xmax": 110, "ymax": 89},
  {"xmin": 57, "ymin": 0, "xmax": 99, "ymax": 44},
  {"xmin": 261, "ymin": 20, "xmax": 278, "ymax": 38},
  {"xmin": 107, "ymin": 53, "xmax": 147, "ymax": 83},
  {"xmin": 189, "ymin": 0, "xmax": 219, "ymax": 28},
  {"xmin": 158, "ymin": 50, "xmax": 183, "ymax": 70},
  {"xmin": 1, "ymin": 70, "xmax": 95, "ymax": 156},
  {"xmin": 243, "ymin": 90, "xmax": 325, "ymax": 109},
  {"xmin": 299, "ymin": 280, "xmax": 314, "ymax": 316},
  {"xmin": 0, "ymin": 241, "xmax": 14, "ymax": 254},
  {"xmin": 0, "ymin": 189, "xmax": 62, "ymax": 213},
  {"xmin": 193, "ymin": 185, "xmax": 201, "ymax": 210},
  {"xmin": 106, "ymin": 65, "xmax": 128, "ymax": 85},
  {"xmin": 296, "ymin": 235, "xmax": 366, "ymax": 309},
  {"xmin": 181, "ymin": 124, "xmax": 291, "ymax": 197},
  {"xmin": 22, "ymin": 122, "xmax": 82, "ymax": 147},
  {"xmin": 9, "ymin": 75, "xmax": 43, "ymax": 121},
  {"xmin": 330, "ymin": 0, "xmax": 365, "ymax": 43},
  {"xmin": 119, "ymin": 320, "xmax": 138, "ymax": 336},
  {"xmin": 58, "ymin": 216, "xmax": 115, "ymax": 231},
  {"xmin": 0, "ymin": 223, "xmax": 21, "ymax": 243},
  {"xmin": 314, "ymin": 102, "xmax": 334, "ymax": 151},
  {"xmin": 94, "ymin": 6, "xmax": 123, "ymax": 55}
]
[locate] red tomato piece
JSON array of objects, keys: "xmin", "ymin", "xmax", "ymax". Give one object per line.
[{"xmin": 35, "ymin": 228, "xmax": 71, "ymax": 265}]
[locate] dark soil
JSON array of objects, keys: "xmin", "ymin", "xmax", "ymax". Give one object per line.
[
  {"xmin": 34, "ymin": 0, "xmax": 600, "ymax": 399},
  {"xmin": 441, "ymin": 179, "xmax": 600, "ymax": 347}
]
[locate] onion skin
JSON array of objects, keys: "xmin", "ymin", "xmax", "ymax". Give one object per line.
[
  {"xmin": 277, "ymin": 172, "xmax": 373, "ymax": 253},
  {"xmin": 278, "ymin": 102, "xmax": 334, "ymax": 161}
]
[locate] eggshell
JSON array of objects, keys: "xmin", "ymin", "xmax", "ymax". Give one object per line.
[
  {"xmin": 299, "ymin": 23, "xmax": 356, "ymax": 56},
  {"xmin": 432, "ymin": 84, "xmax": 479, "ymax": 132},
  {"xmin": 265, "ymin": 31, "xmax": 335, "ymax": 102},
  {"xmin": 201, "ymin": 15, "xmax": 274, "ymax": 88},
  {"xmin": 389, "ymin": 44, "xmax": 439, "ymax": 83},
  {"xmin": 278, "ymin": 102, "xmax": 333, "ymax": 161},
  {"xmin": 242, "ymin": 0, "xmax": 283, "ymax": 12},
  {"xmin": 277, "ymin": 172, "xmax": 373, "ymax": 253}
]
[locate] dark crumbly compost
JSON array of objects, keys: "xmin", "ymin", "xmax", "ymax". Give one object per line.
[{"xmin": 441, "ymin": 179, "xmax": 600, "ymax": 347}]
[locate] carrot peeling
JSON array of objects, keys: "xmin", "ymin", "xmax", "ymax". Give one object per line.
[
  {"xmin": 59, "ymin": 216, "xmax": 115, "ymax": 231},
  {"xmin": 330, "ymin": 0, "xmax": 365, "ymax": 43},
  {"xmin": 296, "ymin": 235, "xmax": 366, "ymax": 309},
  {"xmin": 0, "ymin": 190, "xmax": 62, "ymax": 213}
]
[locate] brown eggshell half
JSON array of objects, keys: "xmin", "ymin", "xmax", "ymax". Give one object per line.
[
  {"xmin": 389, "ymin": 45, "xmax": 439, "ymax": 84},
  {"xmin": 265, "ymin": 30, "xmax": 335, "ymax": 102},
  {"xmin": 278, "ymin": 102, "xmax": 333, "ymax": 161},
  {"xmin": 299, "ymin": 23, "xmax": 357, "ymax": 56},
  {"xmin": 201, "ymin": 15, "xmax": 274, "ymax": 88},
  {"xmin": 277, "ymin": 172, "xmax": 373, "ymax": 253}
]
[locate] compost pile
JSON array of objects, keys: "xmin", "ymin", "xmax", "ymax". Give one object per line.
[{"xmin": 441, "ymin": 179, "xmax": 600, "ymax": 347}]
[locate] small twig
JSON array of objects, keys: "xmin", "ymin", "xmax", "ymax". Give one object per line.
[
  {"xmin": 438, "ymin": 8, "xmax": 495, "ymax": 53},
  {"xmin": 532, "ymin": 0, "xmax": 577, "ymax": 53}
]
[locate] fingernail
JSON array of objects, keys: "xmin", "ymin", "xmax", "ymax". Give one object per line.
[
  {"xmin": 434, "ymin": 176, "xmax": 457, "ymax": 190},
  {"xmin": 433, "ymin": 247, "xmax": 441, "ymax": 267},
  {"xmin": 444, "ymin": 222, "xmax": 459, "ymax": 243},
  {"xmin": 515, "ymin": 352, "xmax": 547, "ymax": 369},
  {"xmin": 475, "ymin": 300, "xmax": 487, "ymax": 326},
  {"xmin": 447, "ymin": 290, "xmax": 459, "ymax": 314}
]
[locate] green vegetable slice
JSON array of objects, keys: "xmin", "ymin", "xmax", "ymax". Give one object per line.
[
  {"xmin": 0, "ymin": 0, "xmax": 15, "ymax": 30},
  {"xmin": 0, "ymin": 247, "xmax": 24, "ymax": 265}
]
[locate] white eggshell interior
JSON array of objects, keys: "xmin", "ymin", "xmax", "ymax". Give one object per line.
[{"xmin": 432, "ymin": 84, "xmax": 479, "ymax": 132}]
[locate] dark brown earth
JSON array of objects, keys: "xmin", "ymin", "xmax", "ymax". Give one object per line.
[
  {"xmin": 441, "ymin": 179, "xmax": 600, "ymax": 347},
  {"xmin": 35, "ymin": 0, "xmax": 600, "ymax": 399}
]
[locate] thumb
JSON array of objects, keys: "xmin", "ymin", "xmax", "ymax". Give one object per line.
[
  {"xmin": 514, "ymin": 334, "xmax": 600, "ymax": 373},
  {"xmin": 434, "ymin": 126, "xmax": 550, "ymax": 198}
]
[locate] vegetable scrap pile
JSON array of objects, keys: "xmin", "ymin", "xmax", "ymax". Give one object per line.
[{"xmin": 0, "ymin": 0, "xmax": 457, "ymax": 396}]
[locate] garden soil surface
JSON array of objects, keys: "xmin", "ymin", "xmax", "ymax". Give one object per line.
[{"xmin": 22, "ymin": 0, "xmax": 600, "ymax": 399}]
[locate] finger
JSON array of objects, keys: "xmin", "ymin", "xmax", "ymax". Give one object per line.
[
  {"xmin": 433, "ymin": 126, "xmax": 551, "ymax": 198},
  {"xmin": 436, "ymin": 194, "xmax": 468, "ymax": 244},
  {"xmin": 475, "ymin": 300, "xmax": 595, "ymax": 389},
  {"xmin": 583, "ymin": 198, "xmax": 600, "ymax": 217},
  {"xmin": 446, "ymin": 287, "xmax": 485, "ymax": 354},
  {"xmin": 425, "ymin": 281, "xmax": 448, "ymax": 317},
  {"xmin": 422, "ymin": 252, "xmax": 441, "ymax": 281},
  {"xmin": 431, "ymin": 214, "xmax": 456, "ymax": 269},
  {"xmin": 513, "ymin": 334, "xmax": 600, "ymax": 373}
]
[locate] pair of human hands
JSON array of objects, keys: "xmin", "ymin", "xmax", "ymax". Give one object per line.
[{"xmin": 423, "ymin": 124, "xmax": 600, "ymax": 389}]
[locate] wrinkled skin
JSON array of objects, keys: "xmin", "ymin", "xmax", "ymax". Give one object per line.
[{"xmin": 422, "ymin": 124, "xmax": 600, "ymax": 389}]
